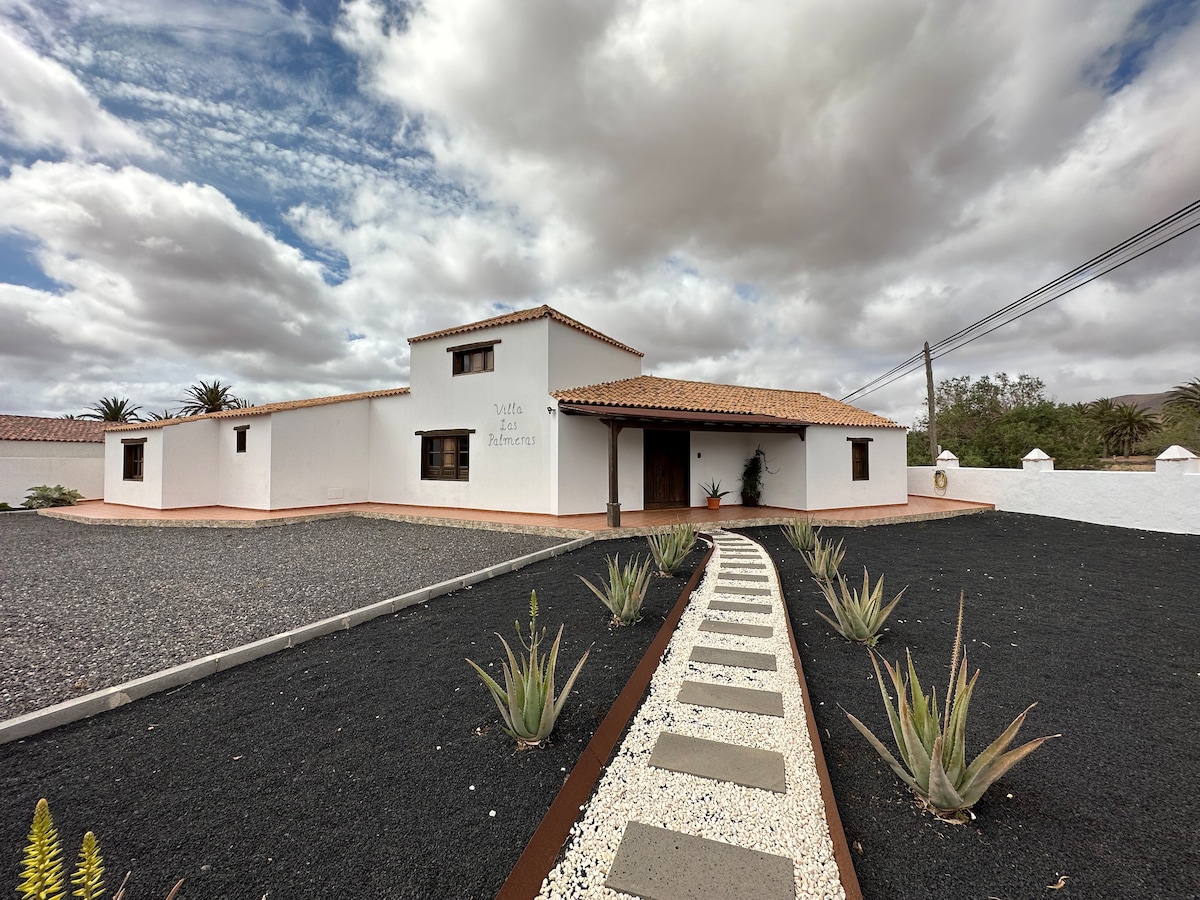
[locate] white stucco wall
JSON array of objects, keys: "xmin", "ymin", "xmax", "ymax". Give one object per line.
[
  {"xmin": 555, "ymin": 416, "xmax": 645, "ymax": 515},
  {"xmin": 160, "ymin": 419, "xmax": 219, "ymax": 508},
  {"xmin": 908, "ymin": 465, "xmax": 1200, "ymax": 534},
  {"xmin": 217, "ymin": 416, "xmax": 272, "ymax": 509},
  {"xmin": 269, "ymin": 403, "xmax": 370, "ymax": 508},
  {"xmin": 0, "ymin": 440, "xmax": 105, "ymax": 505},
  {"xmin": 547, "ymin": 319, "xmax": 642, "ymax": 391},
  {"xmin": 104, "ymin": 428, "xmax": 166, "ymax": 508},
  {"xmin": 754, "ymin": 433, "xmax": 809, "ymax": 509},
  {"xmin": 805, "ymin": 426, "xmax": 907, "ymax": 510}
]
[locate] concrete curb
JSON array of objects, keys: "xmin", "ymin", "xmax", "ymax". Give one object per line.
[{"xmin": 0, "ymin": 535, "xmax": 594, "ymax": 746}]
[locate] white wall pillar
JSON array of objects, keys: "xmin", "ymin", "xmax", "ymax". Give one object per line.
[
  {"xmin": 1155, "ymin": 444, "xmax": 1200, "ymax": 475},
  {"xmin": 1022, "ymin": 448, "xmax": 1054, "ymax": 472},
  {"xmin": 936, "ymin": 450, "xmax": 959, "ymax": 468}
]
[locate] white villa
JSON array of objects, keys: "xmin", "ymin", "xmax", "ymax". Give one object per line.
[{"xmin": 104, "ymin": 306, "xmax": 906, "ymax": 523}]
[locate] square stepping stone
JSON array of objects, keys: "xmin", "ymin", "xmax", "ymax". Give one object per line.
[
  {"xmin": 715, "ymin": 584, "xmax": 773, "ymax": 596},
  {"xmin": 708, "ymin": 599, "xmax": 773, "ymax": 614},
  {"xmin": 649, "ymin": 731, "xmax": 787, "ymax": 793},
  {"xmin": 606, "ymin": 822, "xmax": 795, "ymax": 900},
  {"xmin": 677, "ymin": 680, "xmax": 785, "ymax": 717},
  {"xmin": 718, "ymin": 572, "xmax": 769, "ymax": 581},
  {"xmin": 689, "ymin": 645, "xmax": 777, "ymax": 671},
  {"xmin": 699, "ymin": 620, "xmax": 773, "ymax": 638}
]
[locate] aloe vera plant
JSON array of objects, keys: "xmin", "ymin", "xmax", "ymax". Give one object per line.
[
  {"xmin": 803, "ymin": 536, "xmax": 846, "ymax": 584},
  {"xmin": 647, "ymin": 522, "xmax": 697, "ymax": 576},
  {"xmin": 466, "ymin": 591, "xmax": 590, "ymax": 749},
  {"xmin": 18, "ymin": 798, "xmax": 63, "ymax": 900},
  {"xmin": 579, "ymin": 554, "xmax": 653, "ymax": 625},
  {"xmin": 17, "ymin": 798, "xmax": 183, "ymax": 900},
  {"xmin": 781, "ymin": 516, "xmax": 821, "ymax": 553},
  {"xmin": 844, "ymin": 594, "xmax": 1059, "ymax": 823},
  {"xmin": 817, "ymin": 568, "xmax": 905, "ymax": 646}
]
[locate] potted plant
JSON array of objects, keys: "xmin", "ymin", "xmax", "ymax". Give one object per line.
[
  {"xmin": 700, "ymin": 478, "xmax": 729, "ymax": 510},
  {"xmin": 742, "ymin": 448, "xmax": 766, "ymax": 507}
]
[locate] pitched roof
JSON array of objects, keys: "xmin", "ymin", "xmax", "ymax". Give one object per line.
[
  {"xmin": 107, "ymin": 388, "xmax": 410, "ymax": 432},
  {"xmin": 553, "ymin": 376, "xmax": 903, "ymax": 428},
  {"xmin": 407, "ymin": 305, "xmax": 644, "ymax": 357},
  {"xmin": 0, "ymin": 415, "xmax": 111, "ymax": 443}
]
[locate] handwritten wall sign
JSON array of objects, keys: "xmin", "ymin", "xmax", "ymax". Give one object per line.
[{"xmin": 489, "ymin": 400, "xmax": 537, "ymax": 448}]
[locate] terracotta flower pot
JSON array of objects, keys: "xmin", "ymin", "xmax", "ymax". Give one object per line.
[{"xmin": 706, "ymin": 496, "xmax": 721, "ymax": 510}]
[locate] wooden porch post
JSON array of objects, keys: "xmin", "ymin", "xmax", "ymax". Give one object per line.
[{"xmin": 606, "ymin": 420, "xmax": 623, "ymax": 527}]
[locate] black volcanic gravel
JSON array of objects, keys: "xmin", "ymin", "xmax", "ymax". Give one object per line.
[
  {"xmin": 742, "ymin": 512, "xmax": 1200, "ymax": 900},
  {"xmin": 4, "ymin": 512, "xmax": 1198, "ymax": 900},
  {"xmin": 0, "ymin": 514, "xmax": 563, "ymax": 718},
  {"xmin": 0, "ymin": 524, "xmax": 705, "ymax": 900}
]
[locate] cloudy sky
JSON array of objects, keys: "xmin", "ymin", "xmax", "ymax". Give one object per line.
[{"xmin": 1, "ymin": 0, "xmax": 1198, "ymax": 425}]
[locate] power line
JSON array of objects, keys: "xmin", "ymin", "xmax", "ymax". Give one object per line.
[{"xmin": 840, "ymin": 198, "xmax": 1200, "ymax": 404}]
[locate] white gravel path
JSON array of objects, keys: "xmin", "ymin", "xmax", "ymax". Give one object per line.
[{"xmin": 538, "ymin": 532, "xmax": 846, "ymax": 900}]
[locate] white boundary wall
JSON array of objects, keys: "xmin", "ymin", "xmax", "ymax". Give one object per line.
[
  {"xmin": 0, "ymin": 441, "xmax": 105, "ymax": 506},
  {"xmin": 908, "ymin": 465, "xmax": 1200, "ymax": 535}
]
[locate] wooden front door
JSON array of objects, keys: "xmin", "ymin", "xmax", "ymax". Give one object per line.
[{"xmin": 643, "ymin": 430, "xmax": 690, "ymax": 509}]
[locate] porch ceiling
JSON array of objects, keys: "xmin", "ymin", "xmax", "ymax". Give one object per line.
[{"xmin": 557, "ymin": 402, "xmax": 809, "ymax": 434}]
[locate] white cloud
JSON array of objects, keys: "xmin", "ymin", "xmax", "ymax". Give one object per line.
[
  {"xmin": 0, "ymin": 24, "xmax": 154, "ymax": 157},
  {"xmin": 0, "ymin": 162, "xmax": 365, "ymax": 413}
]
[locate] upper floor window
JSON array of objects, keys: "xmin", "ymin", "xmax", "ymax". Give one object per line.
[
  {"xmin": 122, "ymin": 439, "xmax": 145, "ymax": 481},
  {"xmin": 449, "ymin": 340, "xmax": 499, "ymax": 376},
  {"xmin": 850, "ymin": 438, "xmax": 871, "ymax": 481},
  {"xmin": 235, "ymin": 426, "xmax": 249, "ymax": 453}
]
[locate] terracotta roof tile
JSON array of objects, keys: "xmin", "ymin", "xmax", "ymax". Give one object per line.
[
  {"xmin": 0, "ymin": 416, "xmax": 111, "ymax": 443},
  {"xmin": 107, "ymin": 388, "xmax": 409, "ymax": 431},
  {"xmin": 553, "ymin": 376, "xmax": 902, "ymax": 428},
  {"xmin": 408, "ymin": 305, "xmax": 643, "ymax": 357}
]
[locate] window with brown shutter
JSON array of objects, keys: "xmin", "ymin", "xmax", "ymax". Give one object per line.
[
  {"xmin": 122, "ymin": 441, "xmax": 145, "ymax": 481},
  {"xmin": 851, "ymin": 440, "xmax": 870, "ymax": 481},
  {"xmin": 421, "ymin": 433, "xmax": 470, "ymax": 480},
  {"xmin": 449, "ymin": 341, "xmax": 497, "ymax": 375}
]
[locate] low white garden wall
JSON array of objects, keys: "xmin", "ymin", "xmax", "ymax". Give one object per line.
[
  {"xmin": 0, "ymin": 451, "xmax": 105, "ymax": 507},
  {"xmin": 908, "ymin": 463, "xmax": 1200, "ymax": 535}
]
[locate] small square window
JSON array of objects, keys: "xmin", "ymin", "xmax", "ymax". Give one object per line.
[
  {"xmin": 451, "ymin": 344, "xmax": 495, "ymax": 375},
  {"xmin": 122, "ymin": 443, "xmax": 144, "ymax": 481}
]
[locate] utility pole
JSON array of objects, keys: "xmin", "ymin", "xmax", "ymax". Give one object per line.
[{"xmin": 924, "ymin": 342, "xmax": 938, "ymax": 464}]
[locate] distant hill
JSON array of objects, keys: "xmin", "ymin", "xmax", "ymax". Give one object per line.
[{"xmin": 1109, "ymin": 391, "xmax": 1172, "ymax": 415}]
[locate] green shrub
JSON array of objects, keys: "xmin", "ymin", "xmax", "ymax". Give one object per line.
[
  {"xmin": 22, "ymin": 485, "xmax": 83, "ymax": 509},
  {"xmin": 579, "ymin": 554, "xmax": 653, "ymax": 625},
  {"xmin": 466, "ymin": 591, "xmax": 590, "ymax": 749},
  {"xmin": 817, "ymin": 568, "xmax": 905, "ymax": 647},
  {"xmin": 844, "ymin": 594, "xmax": 1059, "ymax": 823},
  {"xmin": 647, "ymin": 522, "xmax": 697, "ymax": 576},
  {"xmin": 781, "ymin": 516, "xmax": 820, "ymax": 553}
]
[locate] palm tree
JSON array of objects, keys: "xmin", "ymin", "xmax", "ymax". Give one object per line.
[
  {"xmin": 1103, "ymin": 403, "xmax": 1160, "ymax": 458},
  {"xmin": 178, "ymin": 380, "xmax": 246, "ymax": 416},
  {"xmin": 1165, "ymin": 378, "xmax": 1200, "ymax": 418},
  {"xmin": 80, "ymin": 397, "xmax": 144, "ymax": 423},
  {"xmin": 1086, "ymin": 398, "xmax": 1117, "ymax": 456},
  {"xmin": 145, "ymin": 409, "xmax": 180, "ymax": 421}
]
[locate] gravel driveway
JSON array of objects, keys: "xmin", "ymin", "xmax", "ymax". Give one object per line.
[{"xmin": 0, "ymin": 513, "xmax": 562, "ymax": 719}]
